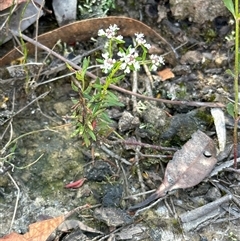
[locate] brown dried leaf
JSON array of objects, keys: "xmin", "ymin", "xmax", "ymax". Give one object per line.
[
  {"xmin": 24, "ymin": 215, "xmax": 65, "ymax": 241},
  {"xmin": 161, "ymin": 130, "xmax": 217, "ymax": 192},
  {"xmin": 0, "ymin": 215, "xmax": 65, "ymax": 241},
  {"xmin": 157, "ymin": 68, "xmax": 175, "ymax": 81},
  {"xmin": 0, "ymin": 0, "xmax": 26, "ymax": 11},
  {"xmin": 0, "ymin": 16, "xmax": 176, "ymax": 66},
  {"xmin": 129, "ymin": 130, "xmax": 217, "ymax": 211},
  {"xmin": 0, "ymin": 232, "xmax": 26, "ymax": 241}
]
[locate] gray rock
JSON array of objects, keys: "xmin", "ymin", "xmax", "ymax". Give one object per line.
[{"xmin": 170, "ymin": 0, "xmax": 229, "ymax": 24}]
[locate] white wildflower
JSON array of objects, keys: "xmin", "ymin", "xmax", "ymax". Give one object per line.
[
  {"xmin": 115, "ymin": 35, "xmax": 124, "ymax": 41},
  {"xmin": 98, "ymin": 29, "xmax": 105, "ymax": 36},
  {"xmin": 150, "ymin": 54, "xmax": 165, "ymax": 71},
  {"xmin": 98, "ymin": 24, "xmax": 120, "ymax": 39},
  {"xmin": 135, "ymin": 33, "xmax": 151, "ymax": 49},
  {"xmin": 109, "ymin": 24, "xmax": 119, "ymax": 32},
  {"xmin": 100, "ymin": 52, "xmax": 116, "ymax": 73},
  {"xmin": 117, "ymin": 48, "xmax": 140, "ymax": 73}
]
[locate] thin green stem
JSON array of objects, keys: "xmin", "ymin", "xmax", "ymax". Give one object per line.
[
  {"xmin": 233, "ymin": 0, "xmax": 239, "ymax": 167},
  {"xmin": 103, "ymin": 62, "xmax": 121, "ymax": 91},
  {"xmin": 234, "ymin": 0, "xmax": 239, "ymax": 115},
  {"xmin": 109, "ymin": 39, "xmax": 113, "ymax": 58}
]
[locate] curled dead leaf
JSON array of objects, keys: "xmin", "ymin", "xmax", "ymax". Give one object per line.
[
  {"xmin": 0, "ymin": 16, "xmax": 176, "ymax": 66},
  {"xmin": 65, "ymin": 178, "xmax": 87, "ymax": 189},
  {"xmin": 129, "ymin": 130, "xmax": 217, "ymax": 211}
]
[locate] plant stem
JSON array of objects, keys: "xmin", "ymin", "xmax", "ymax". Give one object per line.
[{"xmin": 233, "ymin": 0, "xmax": 239, "ymax": 168}]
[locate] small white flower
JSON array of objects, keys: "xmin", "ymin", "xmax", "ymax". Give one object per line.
[
  {"xmin": 105, "ymin": 24, "xmax": 119, "ymax": 38},
  {"xmin": 150, "ymin": 54, "xmax": 165, "ymax": 65},
  {"xmin": 129, "ymin": 47, "xmax": 138, "ymax": 56},
  {"xmin": 120, "ymin": 61, "xmax": 127, "ymax": 70},
  {"xmin": 98, "ymin": 24, "xmax": 120, "ymax": 39},
  {"xmin": 151, "ymin": 64, "xmax": 158, "ymax": 71},
  {"xmin": 135, "ymin": 33, "xmax": 151, "ymax": 49},
  {"xmin": 133, "ymin": 61, "xmax": 140, "ymax": 71},
  {"xmin": 102, "ymin": 52, "xmax": 109, "ymax": 59},
  {"xmin": 144, "ymin": 43, "xmax": 151, "ymax": 49},
  {"xmin": 135, "ymin": 33, "xmax": 144, "ymax": 40},
  {"xmin": 115, "ymin": 35, "xmax": 124, "ymax": 41},
  {"xmin": 98, "ymin": 29, "xmax": 105, "ymax": 36},
  {"xmin": 124, "ymin": 66, "xmax": 131, "ymax": 74},
  {"xmin": 100, "ymin": 52, "xmax": 116, "ymax": 73},
  {"xmin": 118, "ymin": 48, "xmax": 138, "ymax": 65},
  {"xmin": 118, "ymin": 48, "xmax": 140, "ymax": 73},
  {"xmin": 150, "ymin": 54, "xmax": 165, "ymax": 71},
  {"xmin": 109, "ymin": 24, "xmax": 119, "ymax": 32}
]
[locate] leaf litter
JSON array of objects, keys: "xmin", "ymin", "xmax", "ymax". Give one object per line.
[{"xmin": 0, "ymin": 204, "xmax": 99, "ymax": 241}]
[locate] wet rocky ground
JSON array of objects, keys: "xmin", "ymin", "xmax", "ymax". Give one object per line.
[{"xmin": 0, "ymin": 0, "xmax": 240, "ymax": 240}]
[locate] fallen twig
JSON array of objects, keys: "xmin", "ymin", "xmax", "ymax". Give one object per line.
[
  {"xmin": 210, "ymin": 157, "xmax": 240, "ymax": 177},
  {"xmin": 179, "ymin": 194, "xmax": 232, "ymax": 231},
  {"xmin": 135, "ymin": 141, "xmax": 146, "ymax": 196},
  {"xmin": 10, "ymin": 31, "xmax": 226, "ymax": 108},
  {"xmin": 133, "ymin": 196, "xmax": 167, "ymax": 216},
  {"xmin": 100, "ymin": 144, "xmax": 131, "ymax": 166},
  {"xmin": 7, "ymin": 172, "xmax": 20, "ymax": 233},
  {"xmin": 103, "ymin": 138, "xmax": 178, "ymax": 152}
]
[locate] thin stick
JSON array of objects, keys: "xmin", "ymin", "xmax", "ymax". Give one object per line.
[
  {"xmin": 0, "ymin": 4, "xmax": 18, "ymax": 31},
  {"xmin": 143, "ymin": 63, "xmax": 154, "ymax": 95},
  {"xmin": 180, "ymin": 194, "xmax": 232, "ymax": 223},
  {"xmin": 109, "ymin": 84, "xmax": 225, "ymax": 108},
  {"xmin": 134, "ymin": 196, "xmax": 166, "ymax": 216},
  {"xmin": 120, "ymin": 162, "xmax": 130, "ymax": 197},
  {"xmin": 1, "ymin": 122, "xmax": 13, "ymax": 155},
  {"xmin": 135, "ymin": 144, "xmax": 146, "ymax": 195},
  {"xmin": 124, "ymin": 189, "xmax": 156, "ymax": 200},
  {"xmin": 7, "ymin": 172, "xmax": 20, "ymax": 233},
  {"xmin": 31, "ymin": 0, "xmax": 44, "ymax": 63},
  {"xmin": 11, "ymin": 31, "xmax": 226, "ymax": 108},
  {"xmin": 100, "ymin": 144, "xmax": 131, "ymax": 166},
  {"xmin": 131, "ymin": 70, "xmax": 138, "ymax": 113},
  {"xmin": 1, "ymin": 89, "xmax": 15, "ymax": 154},
  {"xmin": 10, "ymin": 30, "xmax": 96, "ymax": 78}
]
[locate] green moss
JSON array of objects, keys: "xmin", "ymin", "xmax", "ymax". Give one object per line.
[
  {"xmin": 176, "ymin": 83, "xmax": 188, "ymax": 99},
  {"xmin": 138, "ymin": 209, "xmax": 184, "ymax": 236},
  {"xmin": 194, "ymin": 109, "xmax": 214, "ymax": 126},
  {"xmin": 171, "ymin": 218, "xmax": 183, "ymax": 233},
  {"xmin": 204, "ymin": 28, "xmax": 217, "ymax": 43}
]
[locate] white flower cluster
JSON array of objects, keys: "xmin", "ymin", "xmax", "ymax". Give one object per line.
[
  {"xmin": 150, "ymin": 54, "xmax": 165, "ymax": 71},
  {"xmin": 100, "ymin": 52, "xmax": 116, "ymax": 74},
  {"xmin": 98, "ymin": 24, "xmax": 123, "ymax": 41},
  {"xmin": 98, "ymin": 25, "xmax": 164, "ymax": 74},
  {"xmin": 117, "ymin": 48, "xmax": 140, "ymax": 74},
  {"xmin": 135, "ymin": 33, "xmax": 151, "ymax": 49}
]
